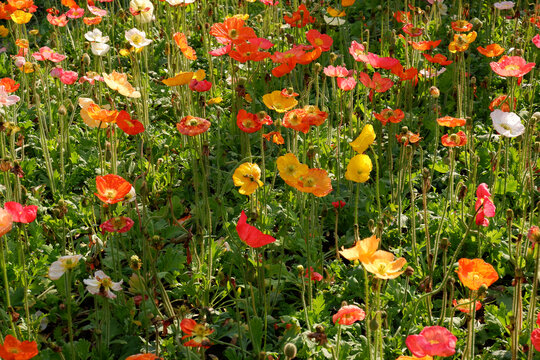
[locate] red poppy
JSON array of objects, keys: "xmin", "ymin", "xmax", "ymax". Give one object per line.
[
  {"xmin": 181, "ymin": 318, "xmax": 214, "ymax": 348},
  {"xmin": 490, "ymin": 56, "xmax": 535, "ymax": 78},
  {"xmin": 189, "ymin": 79, "xmax": 212, "ymax": 92},
  {"xmin": 236, "ymin": 210, "xmax": 276, "ymax": 248},
  {"xmin": 209, "ymin": 17, "xmax": 256, "ymax": 45},
  {"xmin": 0, "ymin": 335, "xmax": 39, "ymax": 360},
  {"xmin": 100, "ymin": 216, "xmax": 134, "ymax": 233},
  {"xmin": 436, "ymin": 116, "xmax": 466, "ymax": 127},
  {"xmin": 332, "ymin": 200, "xmax": 346, "ymax": 209},
  {"xmin": 409, "ymin": 40, "xmax": 441, "ymax": 51},
  {"xmin": 306, "ymin": 29, "xmax": 333, "ymax": 52},
  {"xmin": 393, "ymin": 11, "xmax": 411, "ymax": 23},
  {"xmin": 304, "ymin": 267, "xmax": 323, "ymax": 282},
  {"xmin": 283, "ymin": 4, "xmax": 315, "ymax": 28},
  {"xmin": 532, "ymin": 328, "xmax": 540, "ymax": 352},
  {"xmin": 402, "ymin": 23, "xmax": 423, "ymax": 37},
  {"xmin": 208, "ymin": 44, "xmax": 232, "ymax": 56},
  {"xmin": 4, "ymin": 202, "xmax": 37, "ymax": 223},
  {"xmin": 94, "ymin": 174, "xmax": 132, "ymax": 204},
  {"xmin": 332, "ymin": 305, "xmax": 366, "ymax": 325},
  {"xmin": 176, "ymin": 116, "xmax": 211, "ymax": 136},
  {"xmin": 0, "ymin": 78, "xmax": 20, "ymax": 93},
  {"xmin": 423, "ymin": 53, "xmax": 453, "ymax": 66},
  {"xmin": 237, "ymin": 109, "xmax": 263, "ymax": 133},
  {"xmin": 126, "ymin": 354, "xmax": 161, "ymax": 360},
  {"xmin": 391, "ymin": 64, "xmax": 419, "ymax": 85},
  {"xmin": 441, "ymin": 131, "xmax": 467, "ymax": 147},
  {"xmin": 283, "ymin": 109, "xmax": 309, "ymax": 133},
  {"xmin": 489, "ymin": 95, "xmax": 515, "ymax": 112},
  {"xmin": 359, "ymin": 72, "xmax": 394, "ymax": 102},
  {"xmin": 229, "ymin": 42, "xmax": 271, "ymax": 63},
  {"xmin": 116, "ymin": 110, "xmax": 145, "ymax": 135},
  {"xmin": 374, "ymin": 108, "xmax": 404, "ymax": 125},
  {"xmin": 406, "ymin": 326, "xmax": 457, "ymax": 358}
]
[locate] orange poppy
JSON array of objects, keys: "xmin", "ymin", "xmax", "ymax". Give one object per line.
[
  {"xmin": 0, "ymin": 3, "xmax": 16, "ymax": 20},
  {"xmin": 422, "ymin": 53, "xmax": 453, "ymax": 66},
  {"xmin": 283, "ymin": 109, "xmax": 309, "ymax": 133},
  {"xmin": 236, "ymin": 109, "xmax": 262, "ymax": 133},
  {"xmin": 229, "ymin": 42, "xmax": 271, "ymax": 63},
  {"xmin": 94, "ymin": 174, "xmax": 132, "ymax": 204},
  {"xmin": 374, "ymin": 108, "xmax": 404, "ymax": 126},
  {"xmin": 0, "ymin": 78, "xmax": 19, "ymax": 93},
  {"xmin": 306, "ymin": 29, "xmax": 333, "ymax": 52},
  {"xmin": 0, "ymin": 335, "xmax": 38, "ymax": 360},
  {"xmin": 61, "ymin": 0, "xmax": 79, "ymax": 8},
  {"xmin": 285, "ymin": 168, "xmax": 332, "ymax": 197},
  {"xmin": 456, "ymin": 258, "xmax": 498, "ymax": 291},
  {"xmin": 176, "ymin": 116, "xmax": 211, "ymax": 136},
  {"xmin": 396, "ymin": 131, "xmax": 421, "ymax": 146},
  {"xmin": 448, "ymin": 31, "xmax": 477, "ymax": 53},
  {"xmin": 0, "ymin": 207, "xmax": 13, "ymax": 237},
  {"xmin": 103, "ymin": 71, "xmax": 141, "ymax": 98},
  {"xmin": 173, "ymin": 32, "xmax": 197, "ymax": 61},
  {"xmin": 393, "ymin": 11, "xmax": 411, "ymax": 23},
  {"xmin": 209, "ymin": 17, "xmax": 256, "ymax": 45},
  {"xmin": 489, "ymin": 95, "xmax": 515, "ymax": 112},
  {"xmin": 477, "ymin": 44, "xmax": 504, "ymax": 57},
  {"xmin": 441, "ymin": 131, "xmax": 467, "ymax": 147},
  {"xmin": 409, "ymin": 40, "xmax": 441, "ymax": 51},
  {"xmin": 302, "ymin": 105, "xmax": 327, "ymax": 126},
  {"xmin": 15, "ymin": 38, "xmax": 28, "ymax": 48},
  {"xmin": 83, "ymin": 16, "xmax": 102, "ymax": 25},
  {"xmin": 451, "ymin": 20, "xmax": 473, "ymax": 32},
  {"xmin": 436, "ymin": 116, "xmax": 466, "ymax": 127},
  {"xmin": 86, "ymin": 104, "xmax": 119, "ymax": 123},
  {"xmin": 339, "ymin": 235, "xmax": 379, "ymax": 263},
  {"xmin": 402, "ymin": 23, "xmax": 423, "ymax": 37},
  {"xmin": 283, "ymin": 4, "xmax": 315, "ymax": 28},
  {"xmin": 7, "ymin": 0, "xmax": 33, "ymax": 10},
  {"xmin": 262, "ymin": 131, "xmax": 284, "ymax": 145},
  {"xmin": 126, "ymin": 354, "xmax": 161, "ymax": 360}
]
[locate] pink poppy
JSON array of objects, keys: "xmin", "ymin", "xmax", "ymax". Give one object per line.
[
  {"xmin": 349, "ymin": 40, "xmax": 366, "ymax": 61},
  {"xmin": 47, "ymin": 13, "xmax": 69, "ymax": 26},
  {"xmin": 32, "ymin": 47, "xmax": 66, "ymax": 63},
  {"xmin": 406, "ymin": 326, "xmax": 457, "ymax": 357},
  {"xmin": 88, "ymin": 5, "xmax": 107, "ymax": 17},
  {"xmin": 4, "ymin": 202, "xmax": 38, "ymax": 224},
  {"xmin": 475, "ymin": 183, "xmax": 495, "ymax": 226},
  {"xmin": 304, "ymin": 267, "xmax": 323, "ymax": 282},
  {"xmin": 189, "ymin": 79, "xmax": 212, "ymax": 92},
  {"xmin": 354, "ymin": 52, "xmax": 400, "ymax": 70},
  {"xmin": 337, "ymin": 76, "xmax": 357, "ymax": 91},
  {"xmin": 249, "ymin": 37, "xmax": 274, "ymax": 49},
  {"xmin": 402, "ymin": 23, "xmax": 424, "ymax": 37},
  {"xmin": 332, "ymin": 305, "xmax": 366, "ymax": 325},
  {"xmin": 60, "ymin": 71, "xmax": 78, "ymax": 85},
  {"xmin": 79, "ymin": 73, "xmax": 104, "ymax": 84},
  {"xmin": 533, "ymin": 34, "xmax": 540, "ymax": 49},
  {"xmin": 50, "ymin": 67, "xmax": 64, "ymax": 78},
  {"xmin": 66, "ymin": 7, "xmax": 84, "ymax": 18},
  {"xmin": 236, "ymin": 211, "xmax": 276, "ymax": 248},
  {"xmin": 324, "ymin": 65, "xmax": 349, "ymax": 78},
  {"xmin": 100, "ymin": 216, "xmax": 134, "ymax": 233},
  {"xmin": 209, "ymin": 44, "xmax": 232, "ymax": 56}
]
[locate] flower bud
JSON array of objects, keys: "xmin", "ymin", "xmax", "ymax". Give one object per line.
[
  {"xmin": 130, "ymin": 255, "xmax": 142, "ymax": 271},
  {"xmin": 284, "ymin": 343, "xmax": 297, "ymax": 359},
  {"xmin": 429, "ymin": 86, "xmax": 440, "ymax": 98},
  {"xmin": 405, "ymin": 266, "xmax": 414, "ymax": 277}
]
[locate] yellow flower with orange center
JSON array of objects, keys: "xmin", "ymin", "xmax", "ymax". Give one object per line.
[
  {"xmin": 11, "ymin": 9, "xmax": 32, "ymax": 24},
  {"xmin": 262, "ymin": 90, "xmax": 298, "ymax": 113}
]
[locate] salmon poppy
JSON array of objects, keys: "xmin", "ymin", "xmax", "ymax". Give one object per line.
[
  {"xmin": 337, "ymin": 76, "xmax": 357, "ymax": 91},
  {"xmin": 232, "ymin": 162, "xmax": 263, "ymax": 196},
  {"xmin": 263, "ymin": 90, "xmax": 298, "ymax": 112},
  {"xmin": 451, "ymin": 20, "xmax": 473, "ymax": 32},
  {"xmin": 374, "ymin": 108, "xmax": 404, "ymax": 125},
  {"xmin": 86, "ymin": 103, "xmax": 119, "ymax": 123},
  {"xmin": 229, "ymin": 41, "xmax": 271, "ymax": 63},
  {"xmin": 283, "ymin": 109, "xmax": 309, "ymax": 133},
  {"xmin": 306, "ymin": 29, "xmax": 333, "ymax": 51},
  {"xmin": 477, "ymin": 44, "xmax": 504, "ymax": 57},
  {"xmin": 422, "ymin": 53, "xmax": 453, "ymax": 66},
  {"xmin": 324, "ymin": 65, "xmax": 349, "ymax": 77},
  {"xmin": 362, "ymin": 250, "xmax": 406, "ymax": 279},
  {"xmin": 0, "ymin": 335, "xmax": 38, "ymax": 360},
  {"xmin": 209, "ymin": 17, "xmax": 256, "ymax": 45},
  {"xmin": 3, "ymin": 201, "xmax": 37, "ymax": 223},
  {"xmin": 0, "ymin": 207, "xmax": 13, "ymax": 237},
  {"xmin": 453, "ymin": 299, "xmax": 482, "ymax": 313},
  {"xmin": 236, "ymin": 210, "xmax": 276, "ymax": 248},
  {"xmin": 126, "ymin": 354, "xmax": 161, "ymax": 360},
  {"xmin": 441, "ymin": 131, "xmax": 467, "ymax": 147},
  {"xmin": 237, "ymin": 109, "xmax": 262, "ymax": 133},
  {"xmin": 287, "ymin": 168, "xmax": 333, "ymax": 197},
  {"xmin": 103, "ymin": 71, "xmax": 141, "ymax": 98},
  {"xmin": 283, "ymin": 4, "xmax": 315, "ymax": 28},
  {"xmin": 339, "ymin": 235, "xmax": 379, "ymax": 263},
  {"xmin": 116, "ymin": 110, "xmax": 145, "ymax": 135},
  {"xmin": 173, "ymin": 32, "xmax": 197, "ymax": 60},
  {"xmin": 533, "ymin": 34, "xmax": 540, "ymax": 48},
  {"xmin": 489, "ymin": 94, "xmax": 515, "ymax": 112},
  {"xmin": 349, "ymin": 40, "xmax": 366, "ymax": 61},
  {"xmin": 409, "ymin": 40, "xmax": 441, "ymax": 51},
  {"xmin": 436, "ymin": 116, "xmax": 466, "ymax": 127},
  {"xmin": 262, "ymin": 131, "xmax": 284, "ymax": 145},
  {"xmin": 402, "ymin": 23, "xmax": 423, "ymax": 37},
  {"xmin": 332, "ymin": 305, "xmax": 366, "ymax": 325},
  {"xmin": 456, "ymin": 258, "xmax": 498, "ymax": 291},
  {"xmin": 396, "ymin": 131, "xmax": 421, "ymax": 146},
  {"xmin": 359, "ymin": 72, "xmax": 394, "ymax": 101},
  {"xmin": 0, "ymin": 78, "xmax": 19, "ymax": 93},
  {"xmin": 302, "ymin": 105, "xmax": 328, "ymax": 126},
  {"xmin": 355, "ymin": 52, "xmax": 400, "ymax": 70},
  {"xmin": 277, "ymin": 153, "xmax": 308, "ymax": 182},
  {"xmin": 83, "ymin": 16, "xmax": 102, "ymax": 25},
  {"xmin": 406, "ymin": 326, "xmax": 457, "ymax": 358},
  {"xmin": 100, "ymin": 216, "xmax": 134, "ymax": 233},
  {"xmin": 94, "ymin": 174, "xmax": 132, "ymax": 204},
  {"xmin": 180, "ymin": 318, "xmax": 214, "ymax": 348},
  {"xmin": 490, "ymin": 56, "xmax": 535, "ymax": 77},
  {"xmin": 176, "ymin": 116, "xmax": 210, "ymax": 136}
]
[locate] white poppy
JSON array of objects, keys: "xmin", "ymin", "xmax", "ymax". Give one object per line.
[
  {"xmin": 48, "ymin": 255, "xmax": 83, "ymax": 280},
  {"xmin": 490, "ymin": 109, "xmax": 525, "ymax": 138},
  {"xmin": 91, "ymin": 42, "xmax": 110, "ymax": 56},
  {"xmin": 494, "ymin": 1, "xmax": 514, "ymax": 10},
  {"xmin": 84, "ymin": 270, "xmax": 123, "ymax": 299},
  {"xmin": 85, "ymin": 29, "xmax": 109, "ymax": 43},
  {"xmin": 125, "ymin": 28, "xmax": 152, "ymax": 49},
  {"xmin": 129, "ymin": 0, "xmax": 154, "ymax": 24},
  {"xmin": 166, "ymin": 0, "xmax": 195, "ymax": 5},
  {"xmin": 324, "ymin": 15, "xmax": 346, "ymax": 26}
]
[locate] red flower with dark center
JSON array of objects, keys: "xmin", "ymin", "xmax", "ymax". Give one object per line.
[
  {"xmin": 116, "ymin": 110, "xmax": 145, "ymax": 135},
  {"xmin": 236, "ymin": 109, "xmax": 263, "ymax": 133},
  {"xmin": 94, "ymin": 174, "xmax": 132, "ymax": 204},
  {"xmin": 100, "ymin": 216, "xmax": 134, "ymax": 233},
  {"xmin": 441, "ymin": 131, "xmax": 467, "ymax": 147},
  {"xmin": 176, "ymin": 116, "xmax": 211, "ymax": 136},
  {"xmin": 4, "ymin": 202, "xmax": 37, "ymax": 223},
  {"xmin": 374, "ymin": 108, "xmax": 404, "ymax": 125},
  {"xmin": 0, "ymin": 335, "xmax": 39, "ymax": 360},
  {"xmin": 236, "ymin": 210, "xmax": 276, "ymax": 248}
]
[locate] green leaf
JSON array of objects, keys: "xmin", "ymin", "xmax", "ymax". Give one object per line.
[{"xmin": 248, "ymin": 316, "xmax": 263, "ymax": 353}]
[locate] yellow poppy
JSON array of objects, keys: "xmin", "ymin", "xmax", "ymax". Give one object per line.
[
  {"xmin": 262, "ymin": 91, "xmax": 298, "ymax": 113},
  {"xmin": 162, "ymin": 71, "xmax": 194, "ymax": 86},
  {"xmin": 345, "ymin": 154, "xmax": 372, "ymax": 183},
  {"xmin": 327, "ymin": 7, "xmax": 346, "ymax": 17},
  {"xmin": 0, "ymin": 25, "xmax": 9, "ymax": 37},
  {"xmin": 11, "ymin": 10, "xmax": 32, "ymax": 24},
  {"xmin": 276, "ymin": 153, "xmax": 308, "ymax": 182},
  {"xmin": 232, "ymin": 162, "xmax": 263, "ymax": 196},
  {"xmin": 349, "ymin": 124, "xmax": 376, "ymax": 153}
]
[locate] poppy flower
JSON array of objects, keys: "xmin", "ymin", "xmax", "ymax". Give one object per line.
[
  {"xmin": 103, "ymin": 71, "xmax": 141, "ymax": 98},
  {"xmin": 4, "ymin": 201, "xmax": 37, "ymax": 223},
  {"xmin": 126, "ymin": 354, "xmax": 161, "ymax": 360},
  {"xmin": 189, "ymin": 79, "xmax": 212, "ymax": 92},
  {"xmin": 305, "ymin": 267, "xmax": 323, "ymax": 282},
  {"xmin": 287, "ymin": 168, "xmax": 333, "ymax": 197},
  {"xmin": 94, "ymin": 174, "xmax": 132, "ymax": 204},
  {"xmin": 332, "ymin": 201, "xmax": 346, "ymax": 209},
  {"xmin": 339, "ymin": 235, "xmax": 379, "ymax": 263},
  {"xmin": 355, "ymin": 52, "xmax": 400, "ymax": 70},
  {"xmin": 394, "ymin": 11, "xmax": 411, "ymax": 23},
  {"xmin": 302, "ymin": 105, "xmax": 328, "ymax": 126},
  {"xmin": 477, "ymin": 44, "xmax": 504, "ymax": 57},
  {"xmin": 47, "ymin": 13, "xmax": 68, "ymax": 26},
  {"xmin": 181, "ymin": 318, "xmax": 214, "ymax": 348},
  {"xmin": 349, "ymin": 124, "xmax": 376, "ymax": 154},
  {"xmin": 306, "ymin": 29, "xmax": 333, "ymax": 51},
  {"xmin": 0, "ymin": 207, "xmax": 13, "ymax": 237},
  {"xmin": 490, "ymin": 56, "xmax": 535, "ymax": 77},
  {"xmin": 333, "ymin": 305, "xmax": 366, "ymax": 325},
  {"xmin": 232, "ymin": 163, "xmax": 263, "ymax": 196},
  {"xmin": 324, "ymin": 65, "xmax": 349, "ymax": 77},
  {"xmin": 374, "ymin": 108, "xmax": 404, "ymax": 126},
  {"xmin": 176, "ymin": 116, "xmax": 210, "ymax": 136},
  {"xmin": 277, "ymin": 153, "xmax": 308, "ymax": 182},
  {"xmin": 236, "ymin": 210, "xmax": 275, "ymax": 248},
  {"xmin": 116, "ymin": 110, "xmax": 145, "ymax": 135},
  {"xmin": 48, "ymin": 254, "xmax": 83, "ymax": 280},
  {"xmin": 474, "ymin": 183, "xmax": 496, "ymax": 227},
  {"xmin": 489, "ymin": 95, "xmax": 515, "ymax": 112},
  {"xmin": 409, "ymin": 40, "xmax": 441, "ymax": 51},
  {"xmin": 162, "ymin": 71, "xmax": 195, "ymax": 86},
  {"xmin": 86, "ymin": 103, "xmax": 118, "ymax": 123},
  {"xmin": 345, "ymin": 154, "xmax": 372, "ymax": 183},
  {"xmin": 422, "ymin": 53, "xmax": 453, "ymax": 66},
  {"xmin": 229, "ymin": 41, "xmax": 271, "ymax": 63},
  {"xmin": 283, "ymin": 109, "xmax": 310, "ymax": 133},
  {"xmin": 362, "ymin": 250, "xmax": 407, "ymax": 279},
  {"xmin": 100, "ymin": 216, "xmax": 134, "ymax": 233},
  {"xmin": 337, "ymin": 76, "xmax": 357, "ymax": 91},
  {"xmin": 494, "ymin": 1, "xmax": 514, "ymax": 10},
  {"xmin": 10, "ymin": 9, "xmax": 32, "ymax": 24},
  {"xmin": 0, "ymin": 335, "xmax": 38, "ymax": 360},
  {"xmin": 490, "ymin": 110, "xmax": 525, "ymax": 137},
  {"xmin": 441, "ymin": 131, "xmax": 467, "ymax": 147},
  {"xmin": 84, "ymin": 270, "xmax": 123, "ymax": 299},
  {"xmin": 452, "ymin": 299, "xmax": 482, "ymax": 313},
  {"xmin": 436, "ymin": 116, "xmax": 466, "ymax": 127},
  {"xmin": 456, "ymin": 258, "xmax": 498, "ymax": 291},
  {"xmin": 532, "ymin": 328, "xmax": 540, "ymax": 352},
  {"xmin": 391, "ymin": 64, "xmax": 419, "ymax": 85},
  {"xmin": 396, "ymin": 356, "xmax": 433, "ymax": 360},
  {"xmin": 283, "ymin": 4, "xmax": 315, "ymax": 28},
  {"xmin": 448, "ymin": 31, "xmax": 477, "ymax": 53},
  {"xmin": 262, "ymin": 131, "xmax": 284, "ymax": 145},
  {"xmin": 66, "ymin": 7, "xmax": 84, "ymax": 18},
  {"xmin": 359, "ymin": 72, "xmax": 394, "ymax": 101},
  {"xmin": 402, "ymin": 23, "xmax": 423, "ymax": 37},
  {"xmin": 528, "ymin": 226, "xmax": 540, "ymax": 244},
  {"xmin": 406, "ymin": 326, "xmax": 457, "ymax": 358},
  {"xmin": 237, "ymin": 109, "xmax": 263, "ymax": 133},
  {"xmin": 32, "ymin": 46, "xmax": 66, "ymax": 62},
  {"xmin": 0, "ymin": 78, "xmax": 19, "ymax": 93},
  {"xmin": 263, "ymin": 90, "xmax": 298, "ymax": 112},
  {"xmin": 533, "ymin": 34, "xmax": 540, "ymax": 49},
  {"xmin": 451, "ymin": 20, "xmax": 473, "ymax": 32},
  {"xmin": 173, "ymin": 32, "xmax": 197, "ymax": 60},
  {"xmin": 396, "ymin": 131, "xmax": 422, "ymax": 146},
  {"xmin": 210, "ymin": 17, "xmax": 256, "ymax": 45},
  {"xmin": 349, "ymin": 40, "xmax": 366, "ymax": 61}
]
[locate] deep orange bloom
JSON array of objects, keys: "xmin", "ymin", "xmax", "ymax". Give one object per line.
[
  {"xmin": 0, "ymin": 78, "xmax": 20, "ymax": 93},
  {"xmin": 490, "ymin": 56, "xmax": 535, "ymax": 77},
  {"xmin": 95, "ymin": 174, "xmax": 132, "ymax": 204},
  {"xmin": 83, "ymin": 16, "xmax": 102, "ymax": 25},
  {"xmin": 229, "ymin": 42, "xmax": 270, "ymax": 63},
  {"xmin": 441, "ymin": 131, "xmax": 467, "ymax": 147},
  {"xmin": 0, "ymin": 3, "xmax": 16, "ymax": 20},
  {"xmin": 86, "ymin": 104, "xmax": 119, "ymax": 123},
  {"xmin": 285, "ymin": 168, "xmax": 332, "ymax": 197},
  {"xmin": 456, "ymin": 258, "xmax": 498, "ymax": 291},
  {"xmin": 396, "ymin": 131, "xmax": 421, "ymax": 146},
  {"xmin": 236, "ymin": 109, "xmax": 262, "ymax": 133},
  {"xmin": 0, "ymin": 335, "xmax": 38, "ymax": 360},
  {"xmin": 393, "ymin": 11, "xmax": 411, "ymax": 23},
  {"xmin": 422, "ymin": 53, "xmax": 453, "ymax": 66},
  {"xmin": 451, "ymin": 20, "xmax": 473, "ymax": 32},
  {"xmin": 262, "ymin": 131, "xmax": 284, "ymax": 145},
  {"xmin": 7, "ymin": 0, "xmax": 33, "ymax": 10},
  {"xmin": 409, "ymin": 40, "xmax": 441, "ymax": 51},
  {"xmin": 181, "ymin": 318, "xmax": 214, "ymax": 348},
  {"xmin": 176, "ymin": 116, "xmax": 211, "ymax": 136},
  {"xmin": 173, "ymin": 32, "xmax": 197, "ymax": 61},
  {"xmin": 489, "ymin": 95, "xmax": 515, "ymax": 112},
  {"xmin": 436, "ymin": 116, "xmax": 466, "ymax": 127},
  {"xmin": 283, "ymin": 109, "xmax": 309, "ymax": 133},
  {"xmin": 302, "ymin": 105, "xmax": 328, "ymax": 126},
  {"xmin": 210, "ymin": 17, "xmax": 256, "ymax": 45},
  {"xmin": 477, "ymin": 44, "xmax": 504, "ymax": 57},
  {"xmin": 283, "ymin": 4, "xmax": 315, "ymax": 28},
  {"xmin": 374, "ymin": 108, "xmax": 404, "ymax": 126}
]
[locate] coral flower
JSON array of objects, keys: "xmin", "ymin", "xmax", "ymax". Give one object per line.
[
  {"xmin": 94, "ymin": 174, "xmax": 132, "ymax": 204},
  {"xmin": 339, "ymin": 235, "xmax": 379, "ymax": 263},
  {"xmin": 0, "ymin": 335, "xmax": 38, "ymax": 360},
  {"xmin": 209, "ymin": 17, "xmax": 256, "ymax": 45},
  {"xmin": 533, "ymin": 34, "xmax": 540, "ymax": 49},
  {"xmin": 324, "ymin": 65, "xmax": 349, "ymax": 78},
  {"xmin": 441, "ymin": 131, "xmax": 467, "ymax": 147},
  {"xmin": 237, "ymin": 109, "xmax": 263, "ymax": 133},
  {"xmin": 283, "ymin": 4, "xmax": 315, "ymax": 28},
  {"xmin": 305, "ymin": 267, "xmax": 323, "ymax": 282},
  {"xmin": 116, "ymin": 110, "xmax": 145, "ymax": 135},
  {"xmin": 283, "ymin": 109, "xmax": 309, "ymax": 133},
  {"xmin": 409, "ymin": 40, "xmax": 441, "ymax": 51},
  {"xmin": 100, "ymin": 216, "xmax": 134, "ymax": 233},
  {"xmin": 302, "ymin": 105, "xmax": 327, "ymax": 126},
  {"xmin": 355, "ymin": 52, "xmax": 400, "ymax": 70},
  {"xmin": 48, "ymin": 254, "xmax": 83, "ymax": 280},
  {"xmin": 406, "ymin": 326, "xmax": 457, "ymax": 358},
  {"xmin": 374, "ymin": 108, "xmax": 405, "ymax": 126},
  {"xmin": 477, "ymin": 44, "xmax": 504, "ymax": 57},
  {"xmin": 337, "ymin": 76, "xmax": 357, "ymax": 91},
  {"xmin": 333, "ymin": 305, "xmax": 366, "ymax": 325},
  {"xmin": 236, "ymin": 210, "xmax": 276, "ymax": 248},
  {"xmin": 453, "ymin": 299, "xmax": 482, "ymax": 313},
  {"xmin": 396, "ymin": 131, "xmax": 422, "ymax": 146},
  {"xmin": 474, "ymin": 183, "xmax": 496, "ymax": 227},
  {"xmin": 345, "ymin": 154, "xmax": 372, "ymax": 183},
  {"xmin": 103, "ymin": 71, "xmax": 141, "ymax": 98},
  {"xmin": 396, "ymin": 357, "xmax": 433, "ymax": 360},
  {"xmin": 456, "ymin": 258, "xmax": 498, "ymax": 291},
  {"xmin": 189, "ymin": 79, "xmax": 212, "ymax": 92},
  {"xmin": 232, "ymin": 162, "xmax": 263, "ymax": 196},
  {"xmin": 83, "ymin": 16, "xmax": 102, "ymax": 25},
  {"xmin": 490, "ymin": 110, "xmax": 524, "ymax": 137},
  {"xmin": 176, "ymin": 116, "xmax": 210, "ymax": 136},
  {"xmin": 393, "ymin": 11, "xmax": 411, "ymax": 23},
  {"xmin": 277, "ymin": 153, "xmax": 309, "ymax": 182},
  {"xmin": 490, "ymin": 56, "xmax": 535, "ymax": 77},
  {"xmin": 359, "ymin": 72, "xmax": 394, "ymax": 101},
  {"xmin": 262, "ymin": 131, "xmax": 284, "ymax": 145},
  {"xmin": 181, "ymin": 318, "xmax": 214, "ymax": 348},
  {"xmin": 489, "ymin": 95, "xmax": 515, "ymax": 112},
  {"xmin": 422, "ymin": 53, "xmax": 453, "ymax": 66},
  {"xmin": 229, "ymin": 41, "xmax": 271, "ymax": 63},
  {"xmin": 362, "ymin": 250, "xmax": 407, "ymax": 279},
  {"xmin": 349, "ymin": 124, "xmax": 376, "ymax": 154},
  {"xmin": 349, "ymin": 40, "xmax": 366, "ymax": 61},
  {"xmin": 263, "ymin": 90, "xmax": 298, "ymax": 113},
  {"xmin": 288, "ymin": 168, "xmax": 333, "ymax": 197},
  {"xmin": 173, "ymin": 32, "xmax": 197, "ymax": 60},
  {"xmin": 126, "ymin": 354, "xmax": 161, "ymax": 360},
  {"xmin": 451, "ymin": 20, "xmax": 473, "ymax": 32},
  {"xmin": 402, "ymin": 23, "xmax": 423, "ymax": 37},
  {"xmin": 0, "ymin": 207, "xmax": 13, "ymax": 237},
  {"xmin": 84, "ymin": 270, "xmax": 123, "ymax": 299},
  {"xmin": 47, "ymin": 13, "xmax": 68, "ymax": 26},
  {"xmin": 436, "ymin": 116, "xmax": 466, "ymax": 127},
  {"xmin": 4, "ymin": 202, "xmax": 37, "ymax": 223},
  {"xmin": 306, "ymin": 29, "xmax": 333, "ymax": 51}
]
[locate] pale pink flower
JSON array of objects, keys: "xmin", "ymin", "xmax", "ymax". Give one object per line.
[
  {"xmin": 0, "ymin": 86, "xmax": 20, "ymax": 107},
  {"xmin": 66, "ymin": 7, "xmax": 84, "ymax": 18},
  {"xmin": 337, "ymin": 76, "xmax": 357, "ymax": 91},
  {"xmin": 60, "ymin": 71, "xmax": 78, "ymax": 85},
  {"xmin": 324, "ymin": 65, "xmax": 349, "ymax": 77},
  {"xmin": 84, "ymin": 270, "xmax": 123, "ymax": 299},
  {"xmin": 32, "ymin": 47, "xmax": 66, "ymax": 63}
]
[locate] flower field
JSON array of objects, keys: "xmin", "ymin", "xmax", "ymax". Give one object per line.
[{"xmin": 0, "ymin": 0, "xmax": 539, "ymax": 359}]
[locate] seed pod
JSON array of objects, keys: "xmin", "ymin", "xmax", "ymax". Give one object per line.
[{"xmin": 284, "ymin": 343, "xmax": 297, "ymax": 359}]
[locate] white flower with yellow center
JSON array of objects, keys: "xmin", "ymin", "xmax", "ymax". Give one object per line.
[
  {"xmin": 84, "ymin": 270, "xmax": 123, "ymax": 299},
  {"xmin": 48, "ymin": 255, "xmax": 83, "ymax": 280},
  {"xmin": 490, "ymin": 109, "xmax": 525, "ymax": 138},
  {"xmin": 125, "ymin": 28, "xmax": 152, "ymax": 49}
]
